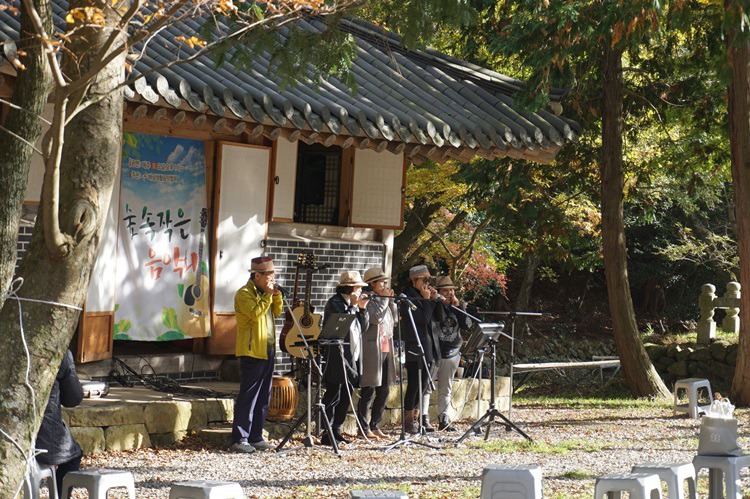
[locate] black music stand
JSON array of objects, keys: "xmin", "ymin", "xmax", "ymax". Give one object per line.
[
  {"xmin": 275, "ymin": 295, "xmax": 340, "ymax": 457},
  {"xmin": 319, "ymin": 314, "xmax": 356, "ymax": 340},
  {"xmin": 457, "ymin": 322, "xmax": 532, "ymax": 443}
]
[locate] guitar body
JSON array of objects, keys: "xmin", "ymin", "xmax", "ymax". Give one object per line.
[
  {"xmin": 177, "ymin": 208, "xmax": 210, "ymax": 338},
  {"xmin": 284, "ymin": 307, "xmax": 322, "ymax": 359},
  {"xmin": 177, "ymin": 273, "xmax": 210, "ymax": 337}
]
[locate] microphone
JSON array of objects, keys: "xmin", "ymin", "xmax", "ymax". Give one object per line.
[
  {"xmin": 275, "ymin": 284, "xmax": 291, "ymax": 296},
  {"xmin": 398, "ymin": 293, "xmax": 417, "ymax": 310}
]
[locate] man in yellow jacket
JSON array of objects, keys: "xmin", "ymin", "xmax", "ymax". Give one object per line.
[{"xmin": 231, "ymin": 256, "xmax": 283, "ymax": 453}]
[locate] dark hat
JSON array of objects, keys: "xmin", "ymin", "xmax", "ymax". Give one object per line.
[{"xmin": 408, "ymin": 265, "xmax": 431, "ymax": 280}]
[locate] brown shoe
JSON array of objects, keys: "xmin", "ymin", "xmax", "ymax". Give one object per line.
[
  {"xmin": 405, "ymin": 409, "xmax": 420, "ymax": 434},
  {"xmin": 372, "ymin": 428, "xmax": 388, "ymax": 439},
  {"xmin": 358, "ymin": 428, "xmax": 378, "ymax": 440}
]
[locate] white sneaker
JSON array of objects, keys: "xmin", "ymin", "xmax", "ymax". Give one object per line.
[
  {"xmin": 231, "ymin": 442, "xmax": 256, "ymax": 454},
  {"xmin": 250, "ymin": 440, "xmax": 276, "ymax": 451}
]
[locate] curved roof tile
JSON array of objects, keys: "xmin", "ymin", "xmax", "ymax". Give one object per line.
[{"xmin": 0, "ymin": 2, "xmax": 578, "ymax": 164}]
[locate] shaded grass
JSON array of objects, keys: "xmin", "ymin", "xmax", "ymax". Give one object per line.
[
  {"xmin": 513, "ymin": 393, "xmax": 670, "ymax": 410},
  {"xmin": 468, "ymin": 438, "xmax": 608, "ymax": 454},
  {"xmin": 558, "ymin": 470, "xmax": 594, "ymax": 480}
]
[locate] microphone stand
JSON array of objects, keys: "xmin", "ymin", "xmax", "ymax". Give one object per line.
[
  {"xmin": 275, "ymin": 291, "xmax": 340, "ymax": 457},
  {"xmin": 370, "ymin": 295, "xmax": 439, "ymax": 451}
]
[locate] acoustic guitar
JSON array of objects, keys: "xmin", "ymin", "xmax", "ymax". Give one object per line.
[
  {"xmin": 278, "ymin": 252, "xmax": 304, "ymax": 355},
  {"xmin": 177, "ymin": 208, "xmax": 210, "ymax": 337},
  {"xmin": 284, "ymin": 252, "xmax": 322, "ymax": 359}
]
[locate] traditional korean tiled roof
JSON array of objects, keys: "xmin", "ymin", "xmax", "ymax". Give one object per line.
[{"xmin": 0, "ymin": 3, "xmax": 580, "ymax": 164}]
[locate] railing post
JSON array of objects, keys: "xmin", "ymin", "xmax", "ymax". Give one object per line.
[{"xmin": 697, "ymin": 283, "xmax": 716, "ymax": 344}]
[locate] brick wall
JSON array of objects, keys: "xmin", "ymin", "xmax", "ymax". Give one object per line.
[
  {"xmin": 265, "ymin": 237, "xmax": 385, "ymax": 374},
  {"xmin": 15, "ymin": 226, "xmax": 386, "ymax": 379}
]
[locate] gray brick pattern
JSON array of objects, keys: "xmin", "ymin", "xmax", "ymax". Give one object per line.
[{"xmin": 266, "ymin": 238, "xmax": 385, "ymax": 373}]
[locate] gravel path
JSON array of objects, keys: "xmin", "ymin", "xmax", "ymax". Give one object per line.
[{"xmin": 81, "ymin": 403, "xmax": 747, "ymax": 498}]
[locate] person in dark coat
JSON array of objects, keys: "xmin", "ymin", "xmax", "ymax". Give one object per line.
[
  {"xmin": 36, "ymin": 349, "xmax": 83, "ymax": 495},
  {"xmin": 400, "ymin": 265, "xmax": 443, "ymax": 434},
  {"xmin": 320, "ymin": 271, "xmax": 370, "ymax": 446},
  {"xmin": 356, "ymin": 267, "xmax": 397, "ymax": 440}
]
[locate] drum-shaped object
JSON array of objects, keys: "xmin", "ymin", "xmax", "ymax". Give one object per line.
[{"xmin": 267, "ymin": 376, "xmax": 298, "ymax": 422}]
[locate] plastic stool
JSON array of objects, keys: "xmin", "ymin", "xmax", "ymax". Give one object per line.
[
  {"xmin": 169, "ymin": 480, "xmax": 244, "ymax": 498},
  {"xmin": 692, "ymin": 454, "xmax": 750, "ymax": 499},
  {"xmin": 673, "ymin": 378, "xmax": 713, "ymax": 419},
  {"xmin": 480, "ymin": 464, "xmax": 542, "ymax": 499},
  {"xmin": 632, "ymin": 462, "xmax": 696, "ymax": 499},
  {"xmin": 594, "ymin": 472, "xmax": 662, "ymax": 499},
  {"xmin": 23, "ymin": 460, "xmax": 57, "ymax": 499},
  {"xmin": 61, "ymin": 469, "xmax": 135, "ymax": 499},
  {"xmin": 350, "ymin": 491, "xmax": 408, "ymax": 498}
]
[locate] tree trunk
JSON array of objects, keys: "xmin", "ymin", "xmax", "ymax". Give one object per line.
[
  {"xmin": 515, "ymin": 250, "xmax": 540, "ymax": 334},
  {"xmin": 727, "ymin": 11, "xmax": 750, "ymax": 405},
  {"xmin": 393, "ymin": 207, "xmax": 467, "ymax": 279},
  {"xmin": 600, "ymin": 45, "xmax": 670, "ymax": 399},
  {"xmin": 0, "ymin": 0, "xmax": 52, "ymax": 300},
  {"xmin": 0, "ymin": 0, "xmax": 125, "ymax": 489}
]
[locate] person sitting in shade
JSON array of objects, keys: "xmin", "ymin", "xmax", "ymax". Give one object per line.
[
  {"xmin": 230, "ymin": 256, "xmax": 283, "ymax": 453},
  {"xmin": 35, "ymin": 349, "xmax": 83, "ymax": 495}
]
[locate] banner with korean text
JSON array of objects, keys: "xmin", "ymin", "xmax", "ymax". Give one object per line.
[{"xmin": 115, "ymin": 133, "xmax": 211, "ymax": 341}]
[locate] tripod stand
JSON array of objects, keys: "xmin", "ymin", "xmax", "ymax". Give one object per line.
[
  {"xmin": 457, "ymin": 324, "xmax": 532, "ymax": 443},
  {"xmin": 276, "ymin": 293, "xmax": 340, "ymax": 456},
  {"xmin": 479, "ymin": 310, "xmax": 548, "ymax": 420},
  {"xmin": 385, "ymin": 295, "xmax": 440, "ymax": 451}
]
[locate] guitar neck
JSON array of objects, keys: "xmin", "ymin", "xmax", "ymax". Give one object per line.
[
  {"xmin": 195, "ymin": 229, "xmax": 205, "ymax": 281},
  {"xmin": 303, "ymin": 269, "xmax": 313, "ymax": 314}
]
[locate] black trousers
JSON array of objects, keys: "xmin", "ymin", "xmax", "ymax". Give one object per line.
[
  {"xmin": 357, "ymin": 356, "xmax": 391, "ymax": 430},
  {"xmin": 54, "ymin": 454, "xmax": 82, "ymax": 496},
  {"xmin": 404, "ymin": 359, "xmax": 431, "ymax": 411},
  {"xmin": 322, "ymin": 382, "xmax": 352, "ymax": 431}
]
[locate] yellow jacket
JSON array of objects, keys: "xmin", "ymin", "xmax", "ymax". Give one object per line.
[{"xmin": 234, "ymin": 279, "xmax": 283, "ymax": 359}]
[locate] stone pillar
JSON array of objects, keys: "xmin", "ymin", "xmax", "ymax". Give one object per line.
[
  {"xmin": 721, "ymin": 281, "xmax": 741, "ymax": 334},
  {"xmin": 697, "ymin": 283, "xmax": 716, "ymax": 344}
]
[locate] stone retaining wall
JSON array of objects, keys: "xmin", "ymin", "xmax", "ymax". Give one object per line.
[
  {"xmin": 263, "ymin": 377, "xmax": 509, "ymax": 441},
  {"xmin": 64, "ymin": 398, "xmax": 233, "ymax": 455},
  {"xmin": 645, "ymin": 339, "xmax": 738, "ymax": 392},
  {"xmin": 63, "ymin": 377, "xmax": 508, "ymax": 455}
]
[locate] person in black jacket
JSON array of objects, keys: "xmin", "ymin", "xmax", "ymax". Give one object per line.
[
  {"xmin": 36, "ymin": 349, "xmax": 83, "ymax": 495},
  {"xmin": 400, "ymin": 265, "xmax": 443, "ymax": 434},
  {"xmin": 433, "ymin": 276, "xmax": 472, "ymax": 431},
  {"xmin": 320, "ymin": 271, "xmax": 370, "ymax": 446}
]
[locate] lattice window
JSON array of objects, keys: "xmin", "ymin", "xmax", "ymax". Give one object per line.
[{"xmin": 294, "ymin": 143, "xmax": 341, "ymax": 225}]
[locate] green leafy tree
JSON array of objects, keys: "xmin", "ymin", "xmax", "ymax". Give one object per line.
[
  {"xmin": 472, "ymin": 0, "xmax": 675, "ymax": 398},
  {"xmin": 0, "ymin": 0, "xmax": 475, "ymax": 490}
]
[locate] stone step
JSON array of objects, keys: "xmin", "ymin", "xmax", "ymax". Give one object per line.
[{"xmin": 64, "ymin": 378, "xmax": 508, "ymax": 455}]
